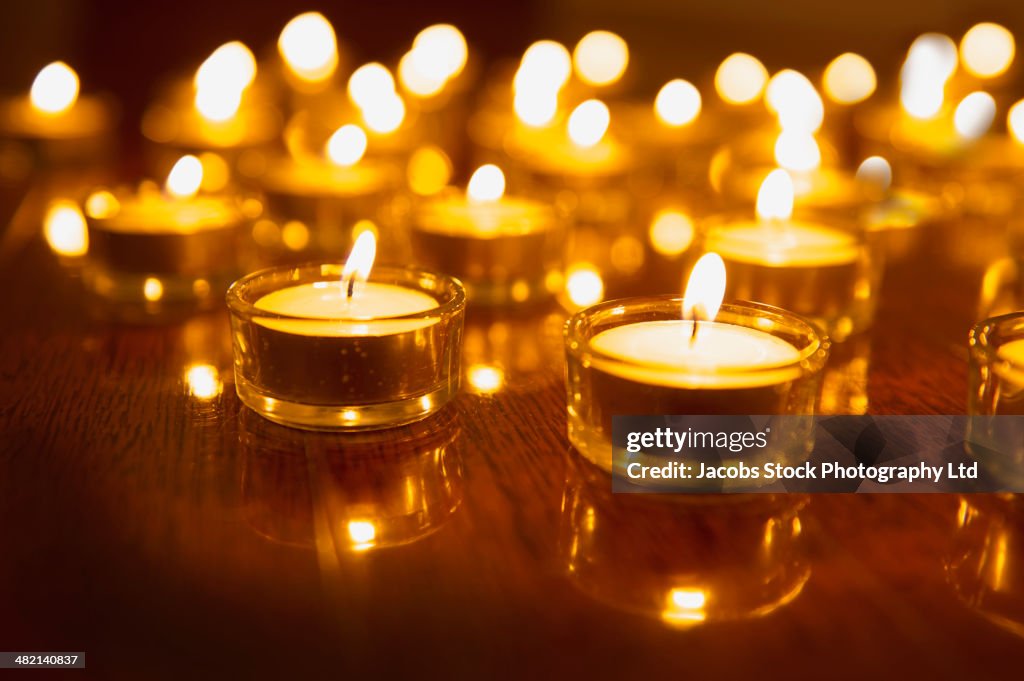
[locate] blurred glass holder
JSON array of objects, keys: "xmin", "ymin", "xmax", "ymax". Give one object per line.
[
  {"xmin": 564, "ymin": 297, "xmax": 828, "ymax": 474},
  {"xmin": 561, "ymin": 452, "xmax": 809, "ymax": 626},
  {"xmin": 410, "ymin": 189, "xmax": 566, "ymax": 305},
  {"xmin": 228, "ymin": 264, "xmax": 465, "ymax": 431},
  {"xmin": 239, "ymin": 407, "xmax": 462, "ymax": 552},
  {"xmin": 967, "ymin": 312, "xmax": 1024, "ymax": 488},
  {"xmin": 0, "ymin": 94, "xmax": 116, "ymax": 176},
  {"xmin": 82, "ymin": 186, "xmax": 254, "ymax": 321}
]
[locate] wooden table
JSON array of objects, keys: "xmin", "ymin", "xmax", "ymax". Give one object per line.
[{"xmin": 1, "ymin": 182, "xmax": 1022, "ymax": 679}]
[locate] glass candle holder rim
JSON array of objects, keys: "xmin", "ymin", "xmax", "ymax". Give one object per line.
[
  {"xmin": 970, "ymin": 311, "xmax": 1024, "ymax": 364},
  {"xmin": 564, "ymin": 296, "xmax": 829, "ymax": 377},
  {"xmin": 226, "ymin": 263, "xmax": 466, "ymax": 322}
]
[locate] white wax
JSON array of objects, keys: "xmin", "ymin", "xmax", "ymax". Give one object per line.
[
  {"xmin": 590, "ymin": 320, "xmax": 801, "ymax": 388},
  {"xmin": 254, "ymin": 281, "xmax": 439, "ymax": 337},
  {"xmin": 706, "ymin": 220, "xmax": 860, "ymax": 267}
]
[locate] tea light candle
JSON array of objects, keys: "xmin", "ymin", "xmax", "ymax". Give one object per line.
[
  {"xmin": 0, "ymin": 62, "xmax": 113, "ymax": 170},
  {"xmin": 256, "ymin": 122, "xmax": 400, "ymax": 257},
  {"xmin": 228, "ymin": 233, "xmax": 466, "ymax": 430},
  {"xmin": 84, "ymin": 155, "xmax": 250, "ymax": 316},
  {"xmin": 410, "ymin": 164, "xmax": 565, "ymax": 305},
  {"xmin": 565, "ymin": 253, "xmax": 828, "ymax": 473},
  {"xmin": 704, "ymin": 169, "xmax": 872, "ymax": 339},
  {"xmin": 855, "ymin": 156, "xmax": 945, "ymax": 261}
]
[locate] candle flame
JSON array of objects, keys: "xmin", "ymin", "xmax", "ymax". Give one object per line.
[
  {"xmin": 773, "ymin": 130, "xmax": 821, "ymax": 172},
  {"xmin": 185, "ymin": 364, "xmax": 222, "ymax": 400},
  {"xmin": 565, "ymin": 264, "xmax": 604, "ymax": 307},
  {"xmin": 568, "ymin": 99, "xmax": 610, "ymax": 147},
  {"xmin": 662, "ymin": 587, "xmax": 707, "ymax": 625},
  {"xmin": 361, "ymin": 94, "xmax": 406, "ymax": 134},
  {"xmin": 43, "ymin": 199, "xmax": 88, "ymax": 257},
  {"xmin": 467, "ymin": 164, "xmax": 505, "ymax": 202},
  {"xmin": 341, "ymin": 230, "xmax": 377, "ymax": 294},
  {"xmin": 954, "ymin": 91, "xmax": 996, "ymax": 140},
  {"xmin": 193, "ymin": 42, "xmax": 255, "ymax": 122},
  {"xmin": 823, "ymin": 52, "xmax": 876, "ymax": 105},
  {"xmin": 514, "ymin": 87, "xmax": 559, "ymax": 127},
  {"xmin": 30, "ymin": 62, "xmax": 79, "ymax": 115},
  {"xmin": 756, "ymin": 169, "xmax": 795, "ymax": 221},
  {"xmin": 166, "ymin": 155, "xmax": 203, "ymax": 199},
  {"xmin": 517, "ymin": 40, "xmax": 572, "ymax": 93},
  {"xmin": 407, "ymin": 145, "xmax": 452, "ymax": 195},
  {"xmin": 410, "ymin": 24, "xmax": 468, "ymax": 83},
  {"xmin": 347, "ymin": 520, "xmax": 377, "ymax": 550},
  {"xmin": 715, "ymin": 53, "xmax": 767, "ymax": 105},
  {"xmin": 765, "ymin": 69, "xmax": 823, "ymax": 132},
  {"xmin": 654, "ymin": 79, "xmax": 701, "ymax": 127},
  {"xmin": 900, "ymin": 33, "xmax": 957, "ymax": 119},
  {"xmin": 683, "ymin": 253, "xmax": 726, "ymax": 323},
  {"xmin": 1008, "ymin": 99, "xmax": 1024, "ymax": 145},
  {"xmin": 348, "ymin": 62, "xmax": 396, "ymax": 109},
  {"xmin": 960, "ymin": 22, "xmax": 1015, "ymax": 79},
  {"xmin": 573, "ymin": 30, "xmax": 628, "ymax": 87},
  {"xmin": 855, "ymin": 156, "xmax": 892, "ymax": 193},
  {"xmin": 278, "ymin": 12, "xmax": 338, "ymax": 83},
  {"xmin": 326, "ymin": 124, "xmax": 368, "ymax": 166},
  {"xmin": 398, "ymin": 50, "xmax": 446, "ymax": 97}
]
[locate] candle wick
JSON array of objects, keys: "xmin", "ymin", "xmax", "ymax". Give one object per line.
[
  {"xmin": 689, "ymin": 303, "xmax": 706, "ymax": 346},
  {"xmin": 345, "ymin": 275, "xmax": 356, "ymax": 301}
]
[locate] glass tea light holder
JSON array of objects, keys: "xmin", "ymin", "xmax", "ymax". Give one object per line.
[
  {"xmin": 239, "ymin": 406, "xmax": 462, "ymax": 551},
  {"xmin": 0, "ymin": 62, "xmax": 114, "ymax": 173},
  {"xmin": 967, "ymin": 312, "xmax": 1024, "ymax": 488},
  {"xmin": 227, "ymin": 232, "xmax": 466, "ymax": 430},
  {"xmin": 564, "ymin": 253, "xmax": 829, "ymax": 474},
  {"xmin": 702, "ymin": 169, "xmax": 876, "ymax": 341},
  {"xmin": 253, "ymin": 118, "xmax": 403, "ymax": 260},
  {"xmin": 83, "ymin": 155, "xmax": 254, "ymax": 319},
  {"xmin": 561, "ymin": 453, "xmax": 809, "ymax": 627},
  {"xmin": 410, "ymin": 164, "xmax": 566, "ymax": 305}
]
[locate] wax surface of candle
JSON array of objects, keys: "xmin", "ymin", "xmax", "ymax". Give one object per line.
[
  {"xmin": 98, "ymin": 195, "xmax": 239, "ymax": 233},
  {"xmin": 262, "ymin": 158, "xmax": 393, "ymax": 196},
  {"xmin": 590, "ymin": 320, "xmax": 801, "ymax": 388},
  {"xmin": 706, "ymin": 220, "xmax": 860, "ymax": 267},
  {"xmin": 254, "ymin": 281, "xmax": 439, "ymax": 336},
  {"xmin": 418, "ymin": 196, "xmax": 551, "ymax": 237}
]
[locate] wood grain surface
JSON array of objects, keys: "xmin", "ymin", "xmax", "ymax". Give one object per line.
[{"xmin": 1, "ymin": 181, "xmax": 1022, "ymax": 680}]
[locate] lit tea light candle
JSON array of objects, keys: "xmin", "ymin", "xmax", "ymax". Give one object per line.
[
  {"xmin": 704, "ymin": 169, "xmax": 873, "ymax": 339},
  {"xmin": 510, "ymin": 98, "xmax": 630, "ymax": 178},
  {"xmin": 0, "ymin": 61, "xmax": 113, "ymax": 169},
  {"xmin": 141, "ymin": 41, "xmax": 279, "ymax": 167},
  {"xmin": 83, "ymin": 155, "xmax": 252, "ymax": 317},
  {"xmin": 277, "ymin": 11, "xmax": 340, "ymax": 89},
  {"xmin": 227, "ymin": 232, "xmax": 466, "ymax": 430},
  {"xmin": 410, "ymin": 164, "xmax": 566, "ymax": 305},
  {"xmin": 564, "ymin": 252, "xmax": 828, "ymax": 472},
  {"xmin": 255, "ymin": 121, "xmax": 400, "ymax": 257}
]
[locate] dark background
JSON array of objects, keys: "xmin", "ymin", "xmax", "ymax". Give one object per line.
[{"xmin": 2, "ymin": 0, "xmax": 1022, "ymax": 125}]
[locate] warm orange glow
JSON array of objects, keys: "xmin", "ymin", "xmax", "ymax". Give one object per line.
[
  {"xmin": 683, "ymin": 253, "xmax": 726, "ymax": 323},
  {"xmin": 648, "ymin": 209, "xmax": 695, "ymax": 256},
  {"xmin": 411, "ymin": 24, "xmax": 468, "ymax": 83},
  {"xmin": 517, "ymin": 40, "xmax": 572, "ymax": 92},
  {"xmin": 573, "ymin": 31, "xmax": 628, "ymax": 86},
  {"xmin": 347, "ymin": 520, "xmax": 377, "ymax": 550},
  {"xmin": 960, "ymin": 22, "xmax": 1015, "ymax": 79},
  {"xmin": 954, "ymin": 91, "xmax": 996, "ymax": 140},
  {"xmin": 654, "ymin": 79, "xmax": 701, "ymax": 127},
  {"xmin": 326, "ymin": 124, "xmax": 368, "ymax": 166},
  {"xmin": 43, "ymin": 200, "xmax": 88, "ymax": 257},
  {"xmin": 855, "ymin": 156, "xmax": 892, "ymax": 193},
  {"xmin": 85, "ymin": 190, "xmax": 120, "ymax": 219},
  {"xmin": 185, "ymin": 364, "xmax": 222, "ymax": 399},
  {"xmin": 143, "ymin": 277, "xmax": 164, "ymax": 302},
  {"xmin": 467, "ymin": 364, "xmax": 505, "ymax": 394},
  {"xmin": 467, "ymin": 165, "xmax": 505, "ymax": 203},
  {"xmin": 398, "ymin": 51, "xmax": 446, "ymax": 97},
  {"xmin": 348, "ymin": 63, "xmax": 396, "ymax": 109},
  {"xmin": 278, "ymin": 12, "xmax": 338, "ymax": 83},
  {"xmin": 774, "ymin": 130, "xmax": 821, "ymax": 172},
  {"xmin": 662, "ymin": 588, "xmax": 708, "ymax": 625},
  {"xmin": 715, "ymin": 53, "xmax": 767, "ymax": 105},
  {"xmin": 765, "ymin": 69, "xmax": 823, "ymax": 132},
  {"xmin": 513, "ymin": 87, "xmax": 558, "ymax": 127},
  {"xmin": 823, "ymin": 53, "xmax": 876, "ymax": 105},
  {"xmin": 756, "ymin": 169, "xmax": 795, "ymax": 221},
  {"xmin": 900, "ymin": 33, "xmax": 958, "ymax": 119},
  {"xmin": 342, "ymin": 230, "xmax": 377, "ymax": 286},
  {"xmin": 195, "ymin": 41, "xmax": 256, "ymax": 93},
  {"xmin": 567, "ymin": 99, "xmax": 610, "ymax": 147},
  {"xmin": 30, "ymin": 62, "xmax": 79, "ymax": 114},
  {"xmin": 566, "ymin": 265, "xmax": 604, "ymax": 307},
  {"xmin": 361, "ymin": 94, "xmax": 406, "ymax": 134},
  {"xmin": 407, "ymin": 146, "xmax": 452, "ymax": 195},
  {"xmin": 165, "ymin": 156, "xmax": 203, "ymax": 199},
  {"xmin": 1008, "ymin": 99, "xmax": 1024, "ymax": 144}
]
